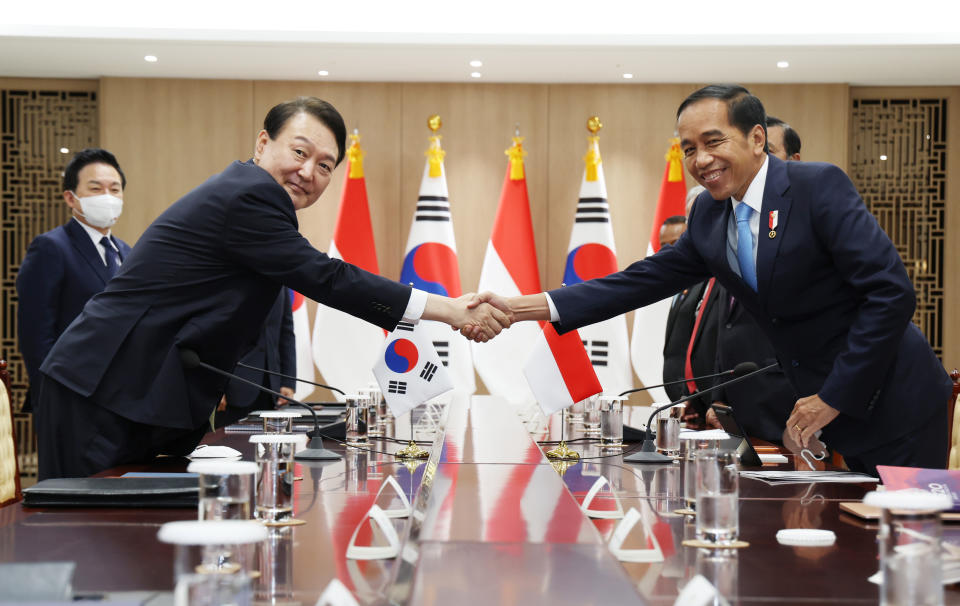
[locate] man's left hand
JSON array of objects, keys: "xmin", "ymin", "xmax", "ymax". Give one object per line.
[
  {"xmin": 786, "ymin": 394, "xmax": 839, "ymax": 448},
  {"xmin": 277, "ymin": 387, "xmax": 294, "ymax": 406}
]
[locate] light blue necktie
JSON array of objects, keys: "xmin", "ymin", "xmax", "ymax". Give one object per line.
[{"xmin": 735, "ymin": 203, "xmax": 757, "ymax": 291}]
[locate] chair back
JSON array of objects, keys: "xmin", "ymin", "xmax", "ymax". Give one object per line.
[
  {"xmin": 948, "ymin": 368, "xmax": 960, "ymax": 470},
  {"xmin": 0, "ymin": 359, "xmax": 22, "ymax": 505}
]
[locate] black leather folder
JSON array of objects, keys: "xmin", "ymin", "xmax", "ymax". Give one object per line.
[{"xmin": 23, "ymin": 477, "xmax": 198, "ymax": 508}]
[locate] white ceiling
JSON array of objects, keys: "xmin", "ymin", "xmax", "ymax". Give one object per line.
[{"xmin": 2, "ymin": 0, "xmax": 959, "ymax": 85}]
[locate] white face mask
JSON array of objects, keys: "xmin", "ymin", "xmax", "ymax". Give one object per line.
[{"xmin": 72, "ymin": 192, "xmax": 123, "ymax": 229}]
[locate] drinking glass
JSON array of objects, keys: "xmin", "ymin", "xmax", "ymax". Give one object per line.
[
  {"xmin": 187, "ymin": 460, "xmax": 257, "ymax": 521},
  {"xmin": 695, "ymin": 449, "xmax": 740, "ymax": 544},
  {"xmin": 583, "ymin": 395, "xmax": 601, "ymax": 435},
  {"xmin": 158, "ymin": 520, "xmax": 266, "ymax": 606},
  {"xmin": 599, "ymin": 396, "xmax": 623, "ymax": 448},
  {"xmin": 345, "ymin": 394, "xmax": 369, "ymax": 447},
  {"xmin": 260, "ymin": 410, "xmax": 300, "ymax": 434},
  {"xmin": 655, "ymin": 404, "xmax": 682, "ymax": 456},
  {"xmin": 864, "ymin": 489, "xmax": 952, "ymax": 606},
  {"xmin": 250, "ymin": 434, "xmax": 298, "ymax": 523}
]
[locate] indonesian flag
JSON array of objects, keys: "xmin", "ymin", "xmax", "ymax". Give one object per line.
[
  {"xmin": 398, "ymin": 134, "xmax": 476, "ymax": 395},
  {"xmin": 523, "ymin": 322, "xmax": 602, "ymax": 415},
  {"xmin": 312, "ymin": 134, "xmax": 385, "ymax": 399},
  {"xmin": 289, "ymin": 289, "xmax": 315, "ymax": 402},
  {"xmin": 372, "ymin": 321, "xmax": 454, "ymax": 417},
  {"xmin": 629, "ymin": 139, "xmax": 687, "ymax": 402},
  {"xmin": 472, "ymin": 137, "xmax": 543, "ymax": 404},
  {"xmin": 562, "ymin": 132, "xmax": 633, "ymax": 395}
]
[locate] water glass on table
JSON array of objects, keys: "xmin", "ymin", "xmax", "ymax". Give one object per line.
[
  {"xmin": 695, "ymin": 449, "xmax": 740, "ymax": 545},
  {"xmin": 158, "ymin": 520, "xmax": 266, "ymax": 606},
  {"xmin": 583, "ymin": 395, "xmax": 601, "ymax": 435},
  {"xmin": 345, "ymin": 394, "xmax": 369, "ymax": 447},
  {"xmin": 187, "ymin": 460, "xmax": 258, "ymax": 521},
  {"xmin": 250, "ymin": 434, "xmax": 299, "ymax": 523},
  {"xmin": 599, "ymin": 396, "xmax": 624, "ymax": 448}
]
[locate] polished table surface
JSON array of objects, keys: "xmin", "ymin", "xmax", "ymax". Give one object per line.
[{"xmin": 2, "ymin": 396, "xmax": 958, "ymax": 605}]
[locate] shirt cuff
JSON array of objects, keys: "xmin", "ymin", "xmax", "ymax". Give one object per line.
[
  {"xmin": 544, "ymin": 292, "xmax": 560, "ymax": 322},
  {"xmin": 402, "ymin": 288, "xmax": 428, "ymax": 322}
]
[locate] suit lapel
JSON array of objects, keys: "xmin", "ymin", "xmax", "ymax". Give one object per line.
[
  {"xmin": 756, "ymin": 156, "xmax": 792, "ymax": 301},
  {"xmin": 65, "ymin": 219, "xmax": 111, "ymax": 285}
]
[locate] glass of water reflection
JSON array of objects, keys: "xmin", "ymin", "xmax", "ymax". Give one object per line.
[
  {"xmin": 187, "ymin": 460, "xmax": 258, "ymax": 521},
  {"xmin": 695, "ymin": 449, "xmax": 740, "ymax": 545}
]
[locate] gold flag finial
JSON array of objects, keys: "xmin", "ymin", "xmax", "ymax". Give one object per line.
[
  {"xmin": 586, "ymin": 116, "xmax": 602, "ymax": 134},
  {"xmin": 666, "ymin": 137, "xmax": 684, "ymax": 183},
  {"xmin": 505, "ymin": 135, "xmax": 527, "ymax": 181},
  {"xmin": 583, "ymin": 117, "xmax": 602, "ymax": 182},
  {"xmin": 427, "ymin": 114, "xmax": 442, "ymax": 132},
  {"xmin": 346, "ymin": 129, "xmax": 364, "ymax": 179}
]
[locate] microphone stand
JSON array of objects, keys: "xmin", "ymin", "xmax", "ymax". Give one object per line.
[
  {"xmin": 623, "ymin": 362, "xmax": 779, "ymax": 464},
  {"xmin": 180, "ymin": 349, "xmax": 341, "ymax": 461}
]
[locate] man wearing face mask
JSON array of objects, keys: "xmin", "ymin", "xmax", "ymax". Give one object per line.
[{"xmin": 16, "ymin": 148, "xmax": 130, "ymax": 411}]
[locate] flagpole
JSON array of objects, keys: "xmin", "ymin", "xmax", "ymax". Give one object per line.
[{"xmin": 545, "ymin": 407, "xmax": 579, "ymax": 461}]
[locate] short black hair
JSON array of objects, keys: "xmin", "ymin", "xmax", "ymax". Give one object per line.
[
  {"xmin": 262, "ymin": 97, "xmax": 347, "ymax": 166},
  {"xmin": 663, "ymin": 215, "xmax": 687, "ymax": 227},
  {"xmin": 766, "ymin": 115, "xmax": 802, "ymax": 157},
  {"xmin": 62, "ymin": 148, "xmax": 126, "ymax": 192},
  {"xmin": 677, "ymin": 84, "xmax": 768, "ymax": 153}
]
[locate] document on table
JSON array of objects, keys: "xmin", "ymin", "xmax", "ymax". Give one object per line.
[{"xmin": 739, "ymin": 470, "xmax": 879, "ymax": 485}]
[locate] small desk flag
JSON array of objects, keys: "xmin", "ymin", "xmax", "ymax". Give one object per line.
[
  {"xmin": 373, "ymin": 321, "xmax": 454, "ymax": 417},
  {"xmin": 523, "ymin": 321, "xmax": 602, "ymax": 416}
]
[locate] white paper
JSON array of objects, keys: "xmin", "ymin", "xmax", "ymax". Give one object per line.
[{"xmin": 739, "ymin": 470, "xmax": 879, "ymax": 485}]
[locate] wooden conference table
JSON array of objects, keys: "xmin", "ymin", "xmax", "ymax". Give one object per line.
[{"xmin": 2, "ymin": 395, "xmax": 958, "ymax": 605}]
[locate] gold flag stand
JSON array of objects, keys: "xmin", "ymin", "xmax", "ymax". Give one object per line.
[
  {"xmin": 396, "ymin": 409, "xmax": 429, "ymax": 460},
  {"xmin": 545, "ymin": 408, "xmax": 580, "ymax": 462}
]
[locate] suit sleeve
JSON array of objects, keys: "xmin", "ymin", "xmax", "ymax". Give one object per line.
[
  {"xmin": 221, "ymin": 180, "xmax": 410, "ymax": 332},
  {"xmin": 549, "ymin": 229, "xmax": 711, "ymax": 334},
  {"xmin": 811, "ymin": 165, "xmax": 916, "ymax": 417},
  {"xmin": 15, "ymin": 235, "xmax": 64, "ymax": 382},
  {"xmin": 279, "ymin": 288, "xmax": 296, "ymax": 389}
]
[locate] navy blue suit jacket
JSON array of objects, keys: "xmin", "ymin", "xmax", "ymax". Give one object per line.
[
  {"xmin": 712, "ymin": 284, "xmax": 795, "ymax": 442},
  {"xmin": 40, "ymin": 160, "xmax": 409, "ymax": 431},
  {"xmin": 225, "ymin": 289, "xmax": 296, "ymax": 409},
  {"xmin": 550, "ymin": 155, "xmax": 950, "ymax": 456},
  {"xmin": 16, "ymin": 219, "xmax": 131, "ymax": 386}
]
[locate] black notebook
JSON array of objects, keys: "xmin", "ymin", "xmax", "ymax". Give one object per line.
[{"xmin": 23, "ymin": 477, "xmax": 198, "ymax": 508}]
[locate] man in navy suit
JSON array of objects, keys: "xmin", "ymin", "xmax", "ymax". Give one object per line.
[
  {"xmin": 16, "ymin": 148, "xmax": 131, "ymax": 409},
  {"xmin": 475, "ymin": 85, "xmax": 951, "ymax": 475},
  {"xmin": 34, "ymin": 97, "xmax": 508, "ymax": 479},
  {"xmin": 214, "ymin": 290, "xmax": 296, "ymax": 428}
]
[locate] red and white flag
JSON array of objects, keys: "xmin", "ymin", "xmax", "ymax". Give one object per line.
[
  {"xmin": 398, "ymin": 133, "xmax": 475, "ymax": 395},
  {"xmin": 630, "ymin": 139, "xmax": 687, "ymax": 402},
  {"xmin": 523, "ymin": 322, "xmax": 602, "ymax": 416},
  {"xmin": 562, "ymin": 131, "xmax": 632, "ymax": 395},
  {"xmin": 289, "ymin": 289, "xmax": 315, "ymax": 402},
  {"xmin": 472, "ymin": 137, "xmax": 543, "ymax": 404},
  {"xmin": 311, "ymin": 134, "xmax": 385, "ymax": 399}
]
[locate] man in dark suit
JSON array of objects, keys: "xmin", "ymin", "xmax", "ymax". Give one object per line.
[
  {"xmin": 705, "ymin": 117, "xmax": 804, "ymax": 442},
  {"xmin": 16, "ymin": 148, "xmax": 131, "ymax": 407},
  {"xmin": 34, "ymin": 97, "xmax": 508, "ymax": 479},
  {"xmin": 214, "ymin": 290, "xmax": 296, "ymax": 428},
  {"xmin": 476, "ymin": 85, "xmax": 951, "ymax": 475}
]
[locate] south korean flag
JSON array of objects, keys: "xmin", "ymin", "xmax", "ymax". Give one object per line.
[{"xmin": 373, "ymin": 321, "xmax": 454, "ymax": 417}]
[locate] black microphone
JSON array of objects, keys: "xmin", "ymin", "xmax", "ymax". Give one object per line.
[
  {"xmin": 235, "ymin": 362, "xmax": 346, "ymax": 396},
  {"xmin": 617, "ymin": 361, "xmax": 760, "ymax": 397},
  {"xmin": 623, "ymin": 361, "xmax": 778, "ymax": 464},
  {"xmin": 180, "ymin": 348, "xmax": 341, "ymax": 461}
]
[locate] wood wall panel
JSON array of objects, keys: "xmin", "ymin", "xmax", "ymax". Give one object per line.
[
  {"xmin": 99, "ymin": 78, "xmax": 254, "ymax": 245},
  {"xmin": 399, "ymin": 83, "xmax": 550, "ymax": 294},
  {"xmin": 851, "ymin": 86, "xmax": 960, "ymax": 372}
]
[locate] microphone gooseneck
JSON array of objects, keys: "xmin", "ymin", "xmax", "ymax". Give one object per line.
[
  {"xmin": 236, "ymin": 362, "xmax": 346, "ymax": 396},
  {"xmin": 180, "ymin": 348, "xmax": 341, "ymax": 461},
  {"xmin": 618, "ymin": 361, "xmax": 760, "ymax": 398},
  {"xmin": 623, "ymin": 361, "xmax": 779, "ymax": 464}
]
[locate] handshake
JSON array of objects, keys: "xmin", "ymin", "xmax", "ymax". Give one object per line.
[{"xmin": 423, "ymin": 291, "xmax": 548, "ymax": 343}]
